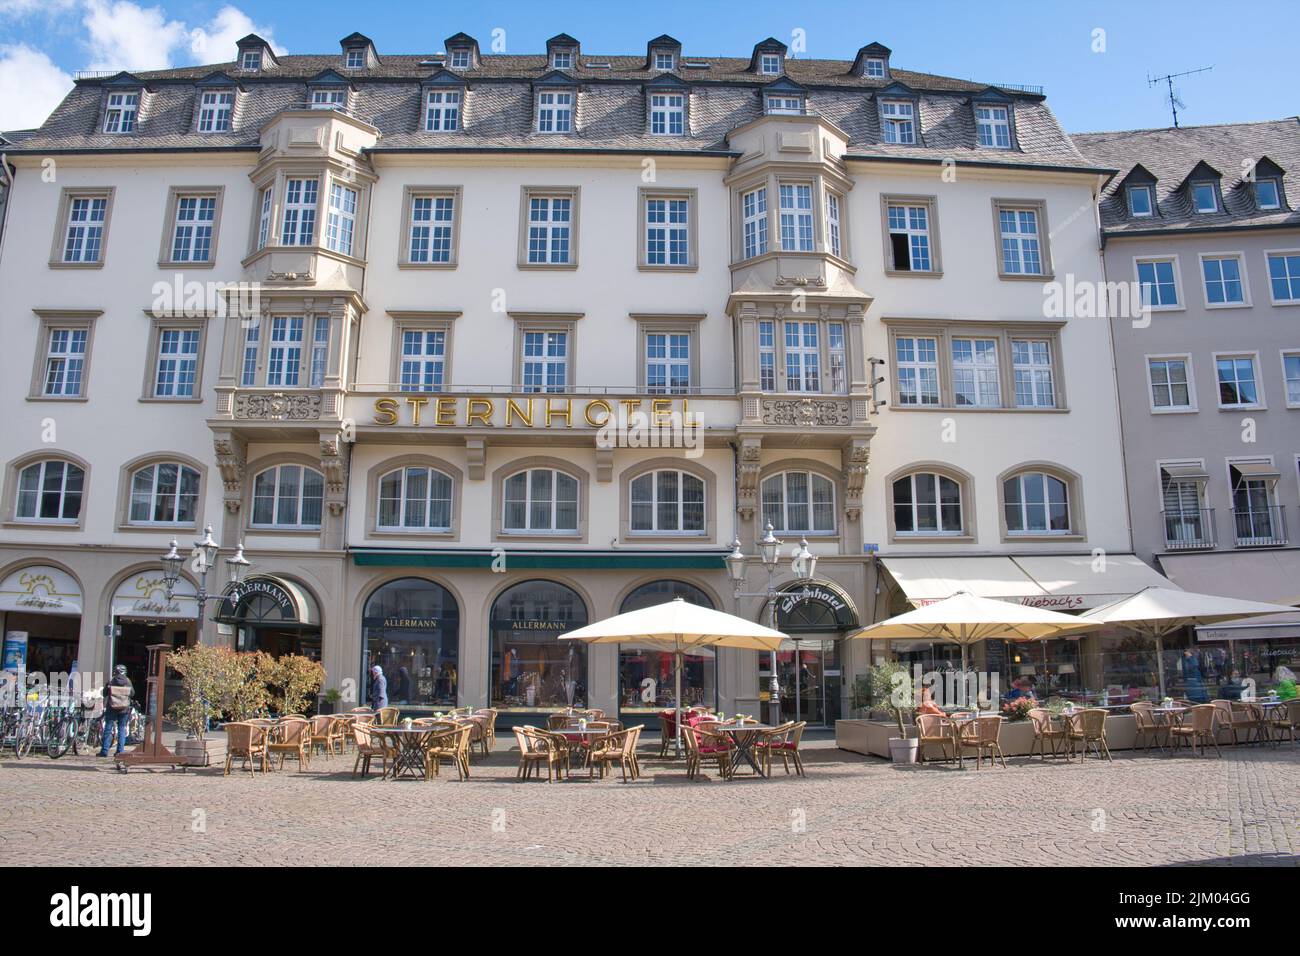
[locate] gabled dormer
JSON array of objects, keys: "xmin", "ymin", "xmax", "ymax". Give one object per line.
[
  {"xmin": 339, "ymin": 32, "xmax": 378, "ymax": 70},
  {"xmin": 444, "ymin": 32, "xmax": 480, "ymax": 71},
  {"xmin": 546, "ymin": 33, "xmax": 580, "ymax": 70},
  {"xmin": 876, "ymin": 81, "xmax": 920, "ymax": 145},
  {"xmin": 193, "ymin": 71, "xmax": 242, "ymax": 133},
  {"xmin": 235, "ymin": 33, "xmax": 277, "ymax": 72},
  {"xmin": 749, "ymin": 38, "xmax": 787, "ymax": 76},
  {"xmin": 99, "ymin": 72, "xmax": 149, "ymax": 134},
  {"xmin": 971, "ymin": 87, "xmax": 1016, "ymax": 149},
  {"xmin": 419, "ymin": 70, "xmax": 466, "ymax": 132},
  {"xmin": 645, "ymin": 72, "xmax": 689, "ymax": 135},
  {"xmin": 761, "ymin": 76, "xmax": 807, "ymax": 115},
  {"xmin": 1179, "ymin": 160, "xmax": 1224, "ymax": 214},
  {"xmin": 533, "ymin": 71, "xmax": 579, "ymax": 133},
  {"xmin": 308, "ymin": 69, "xmax": 355, "ymax": 111},
  {"xmin": 849, "ymin": 42, "xmax": 891, "ymax": 79},
  {"xmin": 1247, "ymin": 156, "xmax": 1287, "ymax": 211},
  {"xmin": 1116, "ymin": 163, "xmax": 1159, "ymax": 218},
  {"xmin": 645, "ymin": 34, "xmax": 682, "ymax": 72}
]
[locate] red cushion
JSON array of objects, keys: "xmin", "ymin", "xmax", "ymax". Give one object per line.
[{"xmin": 699, "ymin": 746, "xmax": 730, "ymax": 754}]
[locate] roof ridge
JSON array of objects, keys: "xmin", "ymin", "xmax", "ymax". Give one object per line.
[{"xmin": 1072, "ymin": 116, "xmax": 1300, "ymax": 138}]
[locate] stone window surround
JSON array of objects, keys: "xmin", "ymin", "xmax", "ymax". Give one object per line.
[
  {"xmin": 1212, "ymin": 350, "xmax": 1266, "ymax": 411},
  {"xmin": 364, "ymin": 453, "xmax": 464, "ymax": 541},
  {"xmin": 114, "ymin": 451, "xmax": 208, "ymax": 533},
  {"xmin": 1143, "ymin": 352, "xmax": 1199, "ymax": 414},
  {"xmin": 990, "ymin": 197, "xmax": 1054, "ymax": 281},
  {"xmin": 727, "ymin": 165, "xmax": 854, "ymax": 266},
  {"xmin": 244, "ymin": 163, "xmax": 373, "ymax": 263},
  {"xmin": 157, "ymin": 185, "xmax": 226, "ymax": 268},
  {"xmin": 139, "ymin": 311, "xmax": 212, "ymax": 403},
  {"xmin": 754, "ymin": 458, "xmax": 843, "ymax": 539},
  {"xmin": 1264, "ymin": 248, "xmax": 1300, "ymax": 306},
  {"xmin": 241, "ymin": 452, "xmax": 329, "ymax": 537},
  {"xmin": 27, "ymin": 309, "xmax": 102, "ymax": 402},
  {"xmin": 636, "ymin": 186, "xmax": 699, "ymax": 271},
  {"xmin": 2, "ymin": 449, "xmax": 92, "ymax": 531},
  {"xmin": 386, "ymin": 310, "xmax": 460, "ymax": 391},
  {"xmin": 396, "ymin": 185, "xmax": 463, "ymax": 268},
  {"xmin": 995, "ymin": 460, "xmax": 1086, "ymax": 543},
  {"xmin": 510, "ymin": 312, "xmax": 583, "ymax": 391},
  {"xmin": 516, "ymin": 185, "xmax": 581, "ymax": 269},
  {"xmin": 1281, "ymin": 350, "xmax": 1300, "ymax": 409},
  {"xmin": 1132, "ymin": 253, "xmax": 1185, "ymax": 313},
  {"xmin": 489, "ymin": 455, "xmax": 590, "ymax": 544},
  {"xmin": 1224, "ymin": 456, "xmax": 1281, "ymax": 513},
  {"xmin": 618, "ymin": 456, "xmax": 716, "ymax": 542},
  {"xmin": 882, "ymin": 317, "xmax": 1068, "ymax": 412},
  {"xmin": 235, "ymin": 303, "xmax": 343, "ymax": 391},
  {"xmin": 631, "ymin": 312, "xmax": 705, "ymax": 392},
  {"xmin": 884, "ymin": 461, "xmax": 977, "ymax": 544},
  {"xmin": 1196, "ymin": 251, "xmax": 1253, "ymax": 310},
  {"xmin": 48, "ymin": 187, "xmax": 116, "ymax": 269},
  {"xmin": 878, "ymin": 193, "xmax": 943, "ymax": 277}
]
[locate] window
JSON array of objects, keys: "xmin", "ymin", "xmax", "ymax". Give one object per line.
[
  {"xmin": 378, "ymin": 466, "xmax": 452, "ymax": 530},
  {"xmin": 536, "ymin": 91, "xmax": 573, "ymax": 132},
  {"xmin": 526, "ymin": 195, "xmax": 572, "ymax": 264},
  {"xmin": 975, "ymin": 104, "xmax": 1011, "ymax": 148},
  {"xmin": 1231, "ymin": 465, "xmax": 1279, "ymax": 545},
  {"xmin": 864, "ymin": 57, "xmax": 885, "ymax": 77},
  {"xmin": 741, "ymin": 186, "xmax": 768, "ymax": 258},
  {"xmin": 310, "ymin": 89, "xmax": 347, "ymax": 110},
  {"xmin": 61, "ymin": 196, "xmax": 108, "ymax": 263},
  {"xmin": 1216, "ymin": 355, "xmax": 1260, "ymax": 408},
  {"xmin": 759, "ymin": 320, "xmax": 776, "ymax": 390},
  {"xmin": 765, "ymin": 96, "xmax": 802, "ymax": 115},
  {"xmin": 1136, "ymin": 257, "xmax": 1179, "ymax": 308},
  {"xmin": 256, "ymin": 186, "xmax": 272, "ymax": 250},
  {"xmin": 1284, "ymin": 352, "xmax": 1300, "ymax": 406},
  {"xmin": 886, "ymin": 202, "xmax": 933, "ymax": 272},
  {"xmin": 239, "ymin": 320, "xmax": 259, "ymax": 387},
  {"xmin": 649, "ymin": 93, "xmax": 684, "ymax": 135},
  {"xmin": 280, "ymin": 179, "xmax": 318, "ymax": 246},
  {"xmin": 825, "ymin": 192, "xmax": 842, "ymax": 258},
  {"xmin": 1255, "ymin": 179, "xmax": 1281, "ymax": 210},
  {"xmin": 1128, "ymin": 185, "xmax": 1154, "ymax": 217},
  {"xmin": 169, "ymin": 195, "xmax": 216, "ymax": 263},
  {"xmin": 1191, "ymin": 182, "xmax": 1217, "ymax": 214},
  {"xmin": 15, "ymin": 460, "xmax": 84, "ymax": 523},
  {"xmin": 1161, "ymin": 467, "xmax": 1209, "ymax": 549},
  {"xmin": 42, "ymin": 328, "xmax": 87, "ymax": 397},
  {"xmin": 952, "ymin": 338, "xmax": 1000, "ymax": 407},
  {"xmin": 759, "ymin": 54, "xmax": 781, "ymax": 75},
  {"xmin": 894, "ymin": 335, "xmax": 939, "ymax": 406},
  {"xmin": 490, "ymin": 580, "xmax": 588, "ymax": 709},
  {"xmin": 424, "ymin": 90, "xmax": 460, "ymax": 131},
  {"xmin": 761, "ymin": 472, "xmax": 835, "ymax": 534},
  {"xmin": 409, "ymin": 193, "xmax": 455, "ymax": 263},
  {"xmin": 103, "ymin": 92, "xmax": 138, "ymax": 133},
  {"xmin": 645, "ymin": 331, "xmax": 690, "ymax": 394},
  {"xmin": 778, "ymin": 183, "xmax": 814, "ymax": 252},
  {"xmin": 827, "ymin": 322, "xmax": 847, "ymax": 394},
  {"xmin": 1201, "ymin": 254, "xmax": 1245, "ymax": 306},
  {"xmin": 399, "ymin": 329, "xmax": 445, "ymax": 392},
  {"xmin": 521, "ymin": 331, "xmax": 568, "ymax": 392},
  {"xmin": 645, "ymin": 196, "xmax": 689, "ymax": 266},
  {"xmin": 129, "ymin": 463, "xmax": 199, "ymax": 525},
  {"xmin": 503, "ymin": 468, "xmax": 578, "ymax": 532},
  {"xmin": 308, "ymin": 316, "xmax": 330, "ymax": 388},
  {"xmin": 240, "ymin": 50, "xmax": 261, "ymax": 71},
  {"xmin": 152, "ymin": 328, "xmax": 200, "ymax": 398},
  {"xmin": 325, "ymin": 183, "xmax": 358, "ymax": 256},
  {"xmin": 1267, "ymin": 252, "xmax": 1300, "ymax": 302},
  {"xmin": 784, "ymin": 321, "xmax": 821, "ymax": 392},
  {"xmin": 630, "ymin": 470, "xmax": 704, "ymax": 533},
  {"xmin": 893, "ymin": 473, "xmax": 963, "ymax": 535},
  {"xmin": 997, "ymin": 205, "xmax": 1043, "ymax": 275},
  {"xmin": 880, "ymin": 100, "xmax": 915, "ymax": 144},
  {"xmin": 345, "ymin": 49, "xmax": 365, "ymax": 69},
  {"xmin": 266, "ymin": 316, "xmax": 304, "ymax": 387},
  {"xmin": 1147, "ymin": 357, "xmax": 1192, "ymax": 410},
  {"xmin": 654, "ymin": 52, "xmax": 675, "ymax": 71},
  {"xmin": 1011, "ymin": 339, "xmax": 1054, "ymax": 407},
  {"xmin": 551, "ymin": 51, "xmax": 573, "ymax": 70},
  {"xmin": 448, "ymin": 49, "xmax": 470, "ymax": 70},
  {"xmin": 251, "ymin": 464, "xmax": 324, "ymax": 529},
  {"xmin": 1003, "ymin": 472, "xmax": 1070, "ymax": 534},
  {"xmin": 197, "ymin": 91, "xmax": 234, "ymax": 132}
]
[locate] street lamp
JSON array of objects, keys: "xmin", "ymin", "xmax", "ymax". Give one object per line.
[
  {"xmin": 729, "ymin": 523, "xmax": 820, "ymax": 725},
  {"xmin": 225, "ymin": 541, "xmax": 251, "ymax": 585},
  {"xmin": 160, "ymin": 525, "xmax": 246, "ymax": 631}
]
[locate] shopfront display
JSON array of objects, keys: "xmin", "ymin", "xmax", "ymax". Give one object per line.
[
  {"xmin": 110, "ymin": 571, "xmax": 198, "ymax": 704},
  {"xmin": 490, "ymin": 579, "xmax": 587, "ymax": 712},
  {"xmin": 214, "ymin": 576, "xmax": 322, "ymax": 661},
  {"xmin": 617, "ymin": 580, "xmax": 716, "ymax": 718},
  {"xmin": 0, "ymin": 565, "xmax": 83, "ymax": 676},
  {"xmin": 361, "ymin": 577, "xmax": 459, "ymax": 711},
  {"xmin": 758, "ymin": 582, "xmax": 858, "ymax": 726}
]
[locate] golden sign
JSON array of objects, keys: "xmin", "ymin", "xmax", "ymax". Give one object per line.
[{"xmin": 372, "ymin": 396, "xmax": 689, "ymax": 428}]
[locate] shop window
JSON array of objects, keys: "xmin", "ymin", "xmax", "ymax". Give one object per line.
[
  {"xmin": 490, "ymin": 580, "xmax": 588, "ymax": 710},
  {"xmin": 362, "ymin": 578, "xmax": 460, "ymax": 711}
]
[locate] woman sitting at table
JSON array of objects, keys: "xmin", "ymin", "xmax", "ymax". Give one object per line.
[{"xmin": 917, "ymin": 686, "xmax": 944, "ymax": 716}]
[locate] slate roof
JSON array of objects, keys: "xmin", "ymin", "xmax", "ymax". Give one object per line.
[
  {"xmin": 11, "ymin": 47, "xmax": 1097, "ymax": 171},
  {"xmin": 1072, "ymin": 118, "xmax": 1300, "ymax": 234}
]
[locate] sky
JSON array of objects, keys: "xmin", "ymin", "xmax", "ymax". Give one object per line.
[{"xmin": 1, "ymin": 0, "xmax": 1295, "ymax": 134}]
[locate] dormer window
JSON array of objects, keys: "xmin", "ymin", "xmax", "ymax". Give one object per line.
[
  {"xmin": 975, "ymin": 104, "xmax": 1011, "ymax": 148},
  {"xmin": 864, "ymin": 58, "xmax": 885, "ymax": 78},
  {"xmin": 649, "ymin": 93, "xmax": 685, "ymax": 135},
  {"xmin": 1256, "ymin": 178, "xmax": 1281, "ymax": 210},
  {"xmin": 1191, "ymin": 182, "xmax": 1217, "ymax": 214},
  {"xmin": 449, "ymin": 49, "xmax": 470, "ymax": 70},
  {"xmin": 103, "ymin": 92, "xmax": 139, "ymax": 133},
  {"xmin": 765, "ymin": 95, "xmax": 802, "ymax": 115},
  {"xmin": 197, "ymin": 90, "xmax": 234, "ymax": 132},
  {"xmin": 880, "ymin": 100, "xmax": 915, "ymax": 144},
  {"xmin": 551, "ymin": 50, "xmax": 573, "ymax": 70},
  {"xmin": 1128, "ymin": 185, "xmax": 1154, "ymax": 217},
  {"xmin": 310, "ymin": 89, "xmax": 347, "ymax": 110},
  {"xmin": 424, "ymin": 90, "xmax": 461, "ymax": 131},
  {"xmin": 654, "ymin": 51, "xmax": 675, "ymax": 71},
  {"xmin": 537, "ymin": 91, "xmax": 573, "ymax": 133},
  {"xmin": 344, "ymin": 49, "xmax": 365, "ymax": 69},
  {"xmin": 759, "ymin": 53, "xmax": 781, "ymax": 75},
  {"xmin": 240, "ymin": 50, "xmax": 261, "ymax": 71}
]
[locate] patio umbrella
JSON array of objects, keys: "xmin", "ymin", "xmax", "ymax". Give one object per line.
[
  {"xmin": 559, "ymin": 598, "xmax": 785, "ymax": 755},
  {"xmin": 1077, "ymin": 586, "xmax": 1297, "ymax": 697}
]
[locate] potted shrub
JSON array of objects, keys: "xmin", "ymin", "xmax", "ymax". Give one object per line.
[
  {"xmin": 166, "ymin": 644, "xmax": 239, "ymax": 766},
  {"xmin": 869, "ymin": 661, "xmax": 917, "ymax": 764},
  {"xmin": 319, "ymin": 687, "xmax": 343, "ymax": 715},
  {"xmin": 225, "ymin": 650, "xmax": 273, "ymax": 721}
]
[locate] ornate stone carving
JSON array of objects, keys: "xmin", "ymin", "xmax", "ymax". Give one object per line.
[
  {"xmin": 464, "ymin": 438, "xmax": 486, "ymax": 481},
  {"xmin": 233, "ymin": 391, "xmax": 322, "ymax": 420},
  {"xmin": 773, "ymin": 275, "xmax": 826, "ymax": 288},
  {"xmin": 265, "ymin": 270, "xmax": 315, "ymax": 282},
  {"xmin": 318, "ymin": 432, "xmax": 348, "ymax": 496},
  {"xmin": 760, "ymin": 398, "xmax": 851, "ymax": 427},
  {"xmin": 212, "ymin": 432, "xmax": 247, "ymax": 514},
  {"xmin": 736, "ymin": 437, "xmax": 763, "ymax": 521},
  {"xmin": 841, "ymin": 437, "xmax": 872, "ymax": 523}
]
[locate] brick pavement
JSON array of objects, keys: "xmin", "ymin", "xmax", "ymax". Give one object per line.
[{"xmin": 0, "ymin": 734, "xmax": 1296, "ymax": 866}]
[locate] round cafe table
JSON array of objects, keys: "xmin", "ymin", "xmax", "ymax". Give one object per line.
[{"xmin": 372, "ymin": 726, "xmax": 435, "ymax": 780}]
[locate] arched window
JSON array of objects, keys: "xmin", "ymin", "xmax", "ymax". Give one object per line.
[
  {"xmin": 1003, "ymin": 471, "xmax": 1070, "ymax": 534},
  {"xmin": 893, "ymin": 472, "xmax": 963, "ymax": 535},
  {"xmin": 761, "ymin": 471, "xmax": 835, "ymax": 533},
  {"xmin": 629, "ymin": 469, "xmax": 704, "ymax": 533},
  {"xmin": 362, "ymin": 578, "xmax": 460, "ymax": 709},
  {"xmin": 377, "ymin": 466, "xmax": 452, "ymax": 530},
  {"xmin": 490, "ymin": 580, "xmax": 588, "ymax": 710},
  {"xmin": 128, "ymin": 462, "xmax": 200, "ymax": 525},
  {"xmin": 16, "ymin": 459, "xmax": 84, "ymax": 522},
  {"xmin": 618, "ymin": 580, "xmax": 716, "ymax": 714},
  {"xmin": 503, "ymin": 468, "xmax": 578, "ymax": 533},
  {"xmin": 251, "ymin": 464, "xmax": 324, "ymax": 529}
]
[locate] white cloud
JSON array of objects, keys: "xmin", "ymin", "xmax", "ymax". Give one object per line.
[
  {"xmin": 0, "ymin": 44, "xmax": 74, "ymax": 130},
  {"xmin": 81, "ymin": 0, "xmax": 188, "ymax": 72},
  {"xmin": 0, "ymin": 0, "xmax": 78, "ymax": 16},
  {"xmin": 189, "ymin": 4, "xmax": 285, "ymax": 63}
]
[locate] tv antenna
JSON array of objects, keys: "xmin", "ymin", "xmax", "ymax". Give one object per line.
[{"xmin": 1147, "ymin": 67, "xmax": 1212, "ymax": 127}]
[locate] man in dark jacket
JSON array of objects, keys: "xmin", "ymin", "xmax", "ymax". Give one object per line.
[{"xmin": 99, "ymin": 664, "xmax": 134, "ymax": 757}]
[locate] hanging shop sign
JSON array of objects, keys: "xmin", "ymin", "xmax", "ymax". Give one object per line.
[
  {"xmin": 111, "ymin": 573, "xmax": 198, "ymax": 620},
  {"xmin": 0, "ymin": 566, "xmax": 82, "ymax": 616}
]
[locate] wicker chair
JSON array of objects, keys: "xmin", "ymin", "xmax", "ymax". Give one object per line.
[
  {"xmin": 426, "ymin": 723, "xmax": 473, "ymax": 781},
  {"xmin": 589, "ymin": 725, "xmax": 643, "ymax": 781},
  {"xmin": 1270, "ymin": 700, "xmax": 1299, "ymax": 747},
  {"xmin": 473, "ymin": 709, "xmax": 498, "ymax": 754},
  {"xmin": 1027, "ymin": 708, "xmax": 1066, "ymax": 760},
  {"xmin": 680, "ymin": 718, "xmax": 703, "ymax": 780},
  {"xmin": 308, "ymin": 715, "xmax": 341, "ymax": 758},
  {"xmin": 957, "ymin": 715, "xmax": 1006, "ymax": 769},
  {"xmin": 1228, "ymin": 700, "xmax": 1265, "ymax": 746},
  {"xmin": 223, "ymin": 722, "xmax": 269, "ymax": 776},
  {"xmin": 692, "ymin": 723, "xmax": 735, "ymax": 780},
  {"xmin": 373, "ymin": 707, "xmax": 401, "ymax": 726},
  {"xmin": 351, "ymin": 722, "xmax": 392, "ymax": 778},
  {"xmin": 1128, "ymin": 702, "xmax": 1164, "ymax": 753},
  {"xmin": 658, "ymin": 713, "xmax": 677, "ymax": 758},
  {"xmin": 514, "ymin": 726, "xmax": 566, "ymax": 782},
  {"xmin": 1065, "ymin": 709, "xmax": 1112, "ymax": 763},
  {"xmin": 757, "ymin": 721, "xmax": 807, "ymax": 776},
  {"xmin": 1169, "ymin": 703, "xmax": 1220, "ymax": 757},
  {"xmin": 420, "ymin": 727, "xmax": 459, "ymax": 781},
  {"xmin": 267, "ymin": 717, "xmax": 312, "ymax": 771},
  {"xmin": 915, "ymin": 714, "xmax": 953, "ymax": 765}
]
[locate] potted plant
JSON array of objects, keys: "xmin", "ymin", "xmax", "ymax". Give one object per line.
[
  {"xmin": 319, "ymin": 687, "xmax": 343, "ymax": 715},
  {"xmin": 267, "ymin": 654, "xmax": 326, "ymax": 716},
  {"xmin": 166, "ymin": 644, "xmax": 239, "ymax": 766},
  {"xmin": 1000, "ymin": 696, "xmax": 1038, "ymax": 722},
  {"xmin": 868, "ymin": 661, "xmax": 917, "ymax": 764}
]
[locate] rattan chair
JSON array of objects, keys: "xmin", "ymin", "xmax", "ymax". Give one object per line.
[
  {"xmin": 957, "ymin": 715, "xmax": 1007, "ymax": 769},
  {"xmin": 308, "ymin": 715, "xmax": 341, "ymax": 758},
  {"xmin": 374, "ymin": 707, "xmax": 401, "ymax": 726},
  {"xmin": 1228, "ymin": 700, "xmax": 1265, "ymax": 746},
  {"xmin": 589, "ymin": 725, "xmax": 643, "ymax": 781},
  {"xmin": 1027, "ymin": 708, "xmax": 1066, "ymax": 760},
  {"xmin": 1128, "ymin": 702, "xmax": 1164, "ymax": 753},
  {"xmin": 1270, "ymin": 699, "xmax": 1299, "ymax": 748},
  {"xmin": 267, "ymin": 717, "xmax": 312, "ymax": 771},
  {"xmin": 658, "ymin": 713, "xmax": 677, "ymax": 758},
  {"xmin": 915, "ymin": 714, "xmax": 954, "ymax": 765},
  {"xmin": 351, "ymin": 722, "xmax": 393, "ymax": 778},
  {"xmin": 691, "ymin": 723, "xmax": 735, "ymax": 780},
  {"xmin": 473, "ymin": 709, "xmax": 498, "ymax": 754},
  {"xmin": 425, "ymin": 723, "xmax": 473, "ymax": 781},
  {"xmin": 680, "ymin": 718, "xmax": 703, "ymax": 780},
  {"xmin": 757, "ymin": 721, "xmax": 806, "ymax": 776},
  {"xmin": 1169, "ymin": 703, "xmax": 1220, "ymax": 757},
  {"xmin": 1065, "ymin": 709, "xmax": 1112, "ymax": 763},
  {"xmin": 514, "ymin": 726, "xmax": 566, "ymax": 782},
  {"xmin": 222, "ymin": 722, "xmax": 269, "ymax": 776}
]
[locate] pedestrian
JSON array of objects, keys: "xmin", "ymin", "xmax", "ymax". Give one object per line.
[
  {"xmin": 368, "ymin": 664, "xmax": 388, "ymax": 711},
  {"xmin": 99, "ymin": 664, "xmax": 134, "ymax": 758}
]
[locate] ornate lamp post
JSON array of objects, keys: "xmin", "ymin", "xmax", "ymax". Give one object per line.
[
  {"xmin": 160, "ymin": 527, "xmax": 251, "ymax": 628},
  {"xmin": 726, "ymin": 523, "xmax": 819, "ymax": 725}
]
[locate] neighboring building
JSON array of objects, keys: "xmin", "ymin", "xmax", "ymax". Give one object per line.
[
  {"xmin": 1075, "ymin": 119, "xmax": 1300, "ymax": 696},
  {"xmin": 0, "ymin": 32, "xmax": 1144, "ymax": 723}
]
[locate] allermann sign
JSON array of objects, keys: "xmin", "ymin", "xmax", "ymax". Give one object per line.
[
  {"xmin": 371, "ymin": 395, "xmax": 692, "ymax": 429},
  {"xmin": 216, "ymin": 579, "xmax": 296, "ymax": 622}
]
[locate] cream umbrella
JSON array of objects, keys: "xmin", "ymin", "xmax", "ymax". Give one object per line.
[
  {"xmin": 560, "ymin": 597, "xmax": 785, "ymax": 755},
  {"xmin": 1078, "ymin": 586, "xmax": 1298, "ymax": 697}
]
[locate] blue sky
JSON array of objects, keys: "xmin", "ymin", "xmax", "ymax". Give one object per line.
[{"xmin": 1, "ymin": 0, "xmax": 1294, "ymax": 132}]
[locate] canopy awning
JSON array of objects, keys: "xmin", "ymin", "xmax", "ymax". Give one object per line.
[
  {"xmin": 1161, "ymin": 464, "xmax": 1209, "ymax": 481},
  {"xmin": 1230, "ymin": 462, "xmax": 1281, "ymax": 482},
  {"xmin": 1159, "ymin": 551, "xmax": 1300, "ymax": 638}
]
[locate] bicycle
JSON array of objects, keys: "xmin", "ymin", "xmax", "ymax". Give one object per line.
[{"xmin": 47, "ymin": 700, "xmax": 88, "ymax": 758}]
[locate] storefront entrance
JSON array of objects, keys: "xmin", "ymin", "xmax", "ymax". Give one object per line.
[
  {"xmin": 110, "ymin": 570, "xmax": 198, "ymax": 711},
  {"xmin": 759, "ymin": 582, "xmax": 858, "ymax": 727},
  {"xmin": 617, "ymin": 580, "xmax": 717, "ymax": 720},
  {"xmin": 214, "ymin": 577, "xmax": 322, "ymax": 662},
  {"xmin": 0, "ymin": 565, "xmax": 84, "ymax": 685}
]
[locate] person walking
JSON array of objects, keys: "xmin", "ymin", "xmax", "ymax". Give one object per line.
[
  {"xmin": 99, "ymin": 664, "xmax": 134, "ymax": 758},
  {"xmin": 368, "ymin": 664, "xmax": 388, "ymax": 711}
]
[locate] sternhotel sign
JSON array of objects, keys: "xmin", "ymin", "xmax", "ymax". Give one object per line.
[{"xmin": 372, "ymin": 395, "xmax": 692, "ymax": 429}]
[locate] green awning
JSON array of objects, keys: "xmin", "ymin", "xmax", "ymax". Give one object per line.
[{"xmin": 351, "ymin": 550, "xmax": 726, "ymax": 570}]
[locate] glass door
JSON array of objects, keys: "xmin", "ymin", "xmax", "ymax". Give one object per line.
[{"xmin": 770, "ymin": 639, "xmax": 841, "ymax": 726}]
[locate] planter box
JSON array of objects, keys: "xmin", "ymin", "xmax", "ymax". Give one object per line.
[
  {"xmin": 175, "ymin": 738, "xmax": 226, "ymax": 767},
  {"xmin": 836, "ymin": 714, "xmax": 1139, "ymax": 760}
]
